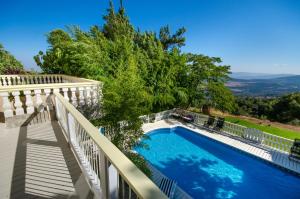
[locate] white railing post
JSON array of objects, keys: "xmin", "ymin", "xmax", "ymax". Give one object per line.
[
  {"xmin": 62, "ymin": 88, "xmax": 70, "ymax": 101},
  {"xmin": 99, "ymin": 151, "xmax": 110, "ymax": 199},
  {"xmin": 2, "ymin": 77, "xmax": 7, "ymax": 86},
  {"xmin": 54, "ymin": 95, "xmax": 60, "ymax": 120},
  {"xmin": 34, "ymin": 89, "xmax": 43, "ymax": 112},
  {"xmin": 12, "ymin": 91, "xmax": 24, "ymax": 115},
  {"xmin": 65, "ymin": 109, "xmax": 70, "ymax": 143},
  {"xmin": 84, "ymin": 86, "xmax": 91, "ymax": 105},
  {"xmin": 91, "ymin": 86, "xmax": 97, "ymax": 104},
  {"xmin": 68, "ymin": 112, "xmax": 75, "ymax": 142},
  {"xmin": 0, "ymin": 92, "xmax": 13, "ymax": 118},
  {"xmin": 7, "ymin": 77, "xmax": 12, "ymax": 86},
  {"xmin": 78, "ymin": 87, "xmax": 85, "ymax": 106},
  {"xmin": 44, "ymin": 88, "xmax": 52, "ymax": 111},
  {"xmin": 24, "ymin": 90, "xmax": 34, "ymax": 114},
  {"xmin": 70, "ymin": 87, "xmax": 78, "ymax": 106}
]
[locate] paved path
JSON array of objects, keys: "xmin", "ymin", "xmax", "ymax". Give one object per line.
[
  {"xmin": 0, "ymin": 121, "xmax": 92, "ymax": 199},
  {"xmin": 143, "ymin": 119, "xmax": 300, "ymax": 175}
]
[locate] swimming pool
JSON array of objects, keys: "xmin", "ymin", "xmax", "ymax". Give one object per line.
[{"xmin": 135, "ymin": 127, "xmax": 300, "ymax": 199}]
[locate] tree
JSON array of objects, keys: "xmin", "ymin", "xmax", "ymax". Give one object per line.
[
  {"xmin": 186, "ymin": 54, "xmax": 235, "ymax": 113},
  {"xmin": 0, "ymin": 43, "xmax": 24, "ymax": 74},
  {"xmin": 92, "ymin": 55, "xmax": 152, "ymax": 176},
  {"xmin": 159, "ymin": 26, "xmax": 186, "ymax": 50},
  {"xmin": 272, "ymin": 93, "xmax": 300, "ymax": 124}
]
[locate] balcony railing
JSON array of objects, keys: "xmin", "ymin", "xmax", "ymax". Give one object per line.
[
  {"xmin": 0, "ymin": 74, "xmax": 167, "ymax": 199},
  {"xmin": 144, "ymin": 109, "xmax": 294, "ymax": 153},
  {"xmin": 0, "ymin": 74, "xmax": 100, "ymax": 119}
]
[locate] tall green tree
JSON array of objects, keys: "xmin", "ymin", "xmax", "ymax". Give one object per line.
[{"xmin": 186, "ymin": 54, "xmax": 235, "ymax": 113}]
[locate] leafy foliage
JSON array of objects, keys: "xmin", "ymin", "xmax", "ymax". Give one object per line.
[
  {"xmin": 0, "ymin": 43, "xmax": 24, "ymax": 74},
  {"xmin": 234, "ymin": 93, "xmax": 300, "ymax": 125},
  {"xmin": 34, "ymin": 2, "xmax": 233, "ymax": 113},
  {"xmin": 126, "ymin": 151, "xmax": 152, "ymax": 178}
]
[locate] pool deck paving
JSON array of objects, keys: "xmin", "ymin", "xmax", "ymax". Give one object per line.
[{"xmin": 142, "ymin": 119, "xmax": 300, "ymax": 176}]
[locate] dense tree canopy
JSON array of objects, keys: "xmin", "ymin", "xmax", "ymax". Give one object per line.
[
  {"xmin": 34, "ymin": 1, "xmax": 234, "ymax": 113},
  {"xmin": 0, "ymin": 43, "xmax": 24, "ymax": 74},
  {"xmin": 234, "ymin": 93, "xmax": 300, "ymax": 125}
]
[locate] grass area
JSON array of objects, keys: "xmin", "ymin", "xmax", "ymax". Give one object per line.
[{"xmin": 225, "ymin": 116, "xmax": 300, "ymax": 140}]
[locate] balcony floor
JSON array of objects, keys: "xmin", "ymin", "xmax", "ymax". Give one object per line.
[{"xmin": 0, "ymin": 120, "xmax": 93, "ymax": 199}]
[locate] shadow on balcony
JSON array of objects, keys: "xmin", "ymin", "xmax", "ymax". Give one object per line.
[{"xmin": 6, "ymin": 112, "xmax": 93, "ymax": 199}]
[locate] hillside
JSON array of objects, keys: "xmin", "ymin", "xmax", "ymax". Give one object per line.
[
  {"xmin": 227, "ymin": 75, "xmax": 300, "ymax": 96},
  {"xmin": 229, "ymin": 72, "xmax": 294, "ymax": 80}
]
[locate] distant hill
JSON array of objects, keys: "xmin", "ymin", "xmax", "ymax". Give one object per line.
[
  {"xmin": 227, "ymin": 75, "xmax": 300, "ymax": 96},
  {"xmin": 229, "ymin": 72, "xmax": 294, "ymax": 80}
]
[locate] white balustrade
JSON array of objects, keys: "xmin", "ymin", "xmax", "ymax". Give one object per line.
[
  {"xmin": 91, "ymin": 86, "xmax": 98, "ymax": 104},
  {"xmin": 78, "ymin": 87, "xmax": 85, "ymax": 105},
  {"xmin": 0, "ymin": 75, "xmax": 100, "ymax": 125},
  {"xmin": 44, "ymin": 88, "xmax": 52, "ymax": 111},
  {"xmin": 34, "ymin": 89, "xmax": 44, "ymax": 112},
  {"xmin": 0, "ymin": 92, "xmax": 13, "ymax": 117},
  {"xmin": 2, "ymin": 77, "xmax": 7, "ymax": 86},
  {"xmin": 70, "ymin": 87, "xmax": 78, "ymax": 106},
  {"xmin": 62, "ymin": 88, "xmax": 70, "ymax": 101},
  {"xmin": 12, "ymin": 91, "xmax": 24, "ymax": 115},
  {"xmin": 84, "ymin": 87, "xmax": 92, "ymax": 105},
  {"xmin": 24, "ymin": 90, "xmax": 34, "ymax": 114}
]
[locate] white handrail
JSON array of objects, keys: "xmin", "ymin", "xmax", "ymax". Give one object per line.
[{"xmin": 54, "ymin": 91, "xmax": 167, "ymax": 199}]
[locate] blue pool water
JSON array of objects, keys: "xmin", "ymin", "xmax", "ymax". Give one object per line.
[{"xmin": 135, "ymin": 127, "xmax": 300, "ymax": 199}]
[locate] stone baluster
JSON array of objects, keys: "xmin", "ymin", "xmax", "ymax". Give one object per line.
[
  {"xmin": 7, "ymin": 77, "xmax": 12, "ymax": 86},
  {"xmin": 23, "ymin": 77, "xmax": 28, "ymax": 84},
  {"xmin": 91, "ymin": 86, "xmax": 98, "ymax": 104},
  {"xmin": 55, "ymin": 76, "xmax": 58, "ymax": 83},
  {"xmin": 39, "ymin": 76, "xmax": 44, "ymax": 84},
  {"xmin": 84, "ymin": 87, "xmax": 92, "ymax": 105},
  {"xmin": 62, "ymin": 88, "xmax": 70, "ymax": 101},
  {"xmin": 24, "ymin": 90, "xmax": 34, "ymax": 114},
  {"xmin": 34, "ymin": 89, "xmax": 44, "ymax": 112},
  {"xmin": 35, "ymin": 76, "xmax": 39, "ymax": 84},
  {"xmin": 11, "ymin": 77, "xmax": 16, "ymax": 85},
  {"xmin": 44, "ymin": 88, "xmax": 52, "ymax": 111},
  {"xmin": 90, "ymin": 86, "xmax": 95, "ymax": 104},
  {"xmin": 0, "ymin": 92, "xmax": 13, "ymax": 118},
  {"xmin": 21, "ymin": 76, "xmax": 26, "ymax": 84},
  {"xmin": 42, "ymin": 76, "xmax": 47, "ymax": 84},
  {"xmin": 2, "ymin": 77, "xmax": 7, "ymax": 86},
  {"xmin": 78, "ymin": 87, "xmax": 85, "ymax": 105},
  {"xmin": 56, "ymin": 75, "xmax": 60, "ymax": 83},
  {"xmin": 12, "ymin": 91, "xmax": 24, "ymax": 115},
  {"xmin": 16, "ymin": 77, "xmax": 21, "ymax": 85},
  {"xmin": 45, "ymin": 76, "xmax": 50, "ymax": 83},
  {"xmin": 49, "ymin": 76, "xmax": 53, "ymax": 83},
  {"xmin": 70, "ymin": 87, "xmax": 78, "ymax": 106},
  {"xmin": 27, "ymin": 76, "xmax": 32, "ymax": 84}
]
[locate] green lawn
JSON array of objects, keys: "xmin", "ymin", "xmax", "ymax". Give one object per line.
[{"xmin": 225, "ymin": 116, "xmax": 300, "ymax": 140}]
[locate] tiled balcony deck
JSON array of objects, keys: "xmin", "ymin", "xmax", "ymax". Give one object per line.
[{"xmin": 0, "ymin": 121, "xmax": 93, "ymax": 199}]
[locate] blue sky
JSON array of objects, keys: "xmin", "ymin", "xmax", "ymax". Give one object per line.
[{"xmin": 1, "ymin": 0, "xmax": 300, "ymax": 74}]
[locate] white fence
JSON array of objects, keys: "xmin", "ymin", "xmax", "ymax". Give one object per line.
[
  {"xmin": 0, "ymin": 75, "xmax": 101, "ymax": 119},
  {"xmin": 143, "ymin": 109, "xmax": 294, "ymax": 153},
  {"xmin": 54, "ymin": 91, "xmax": 167, "ymax": 199}
]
